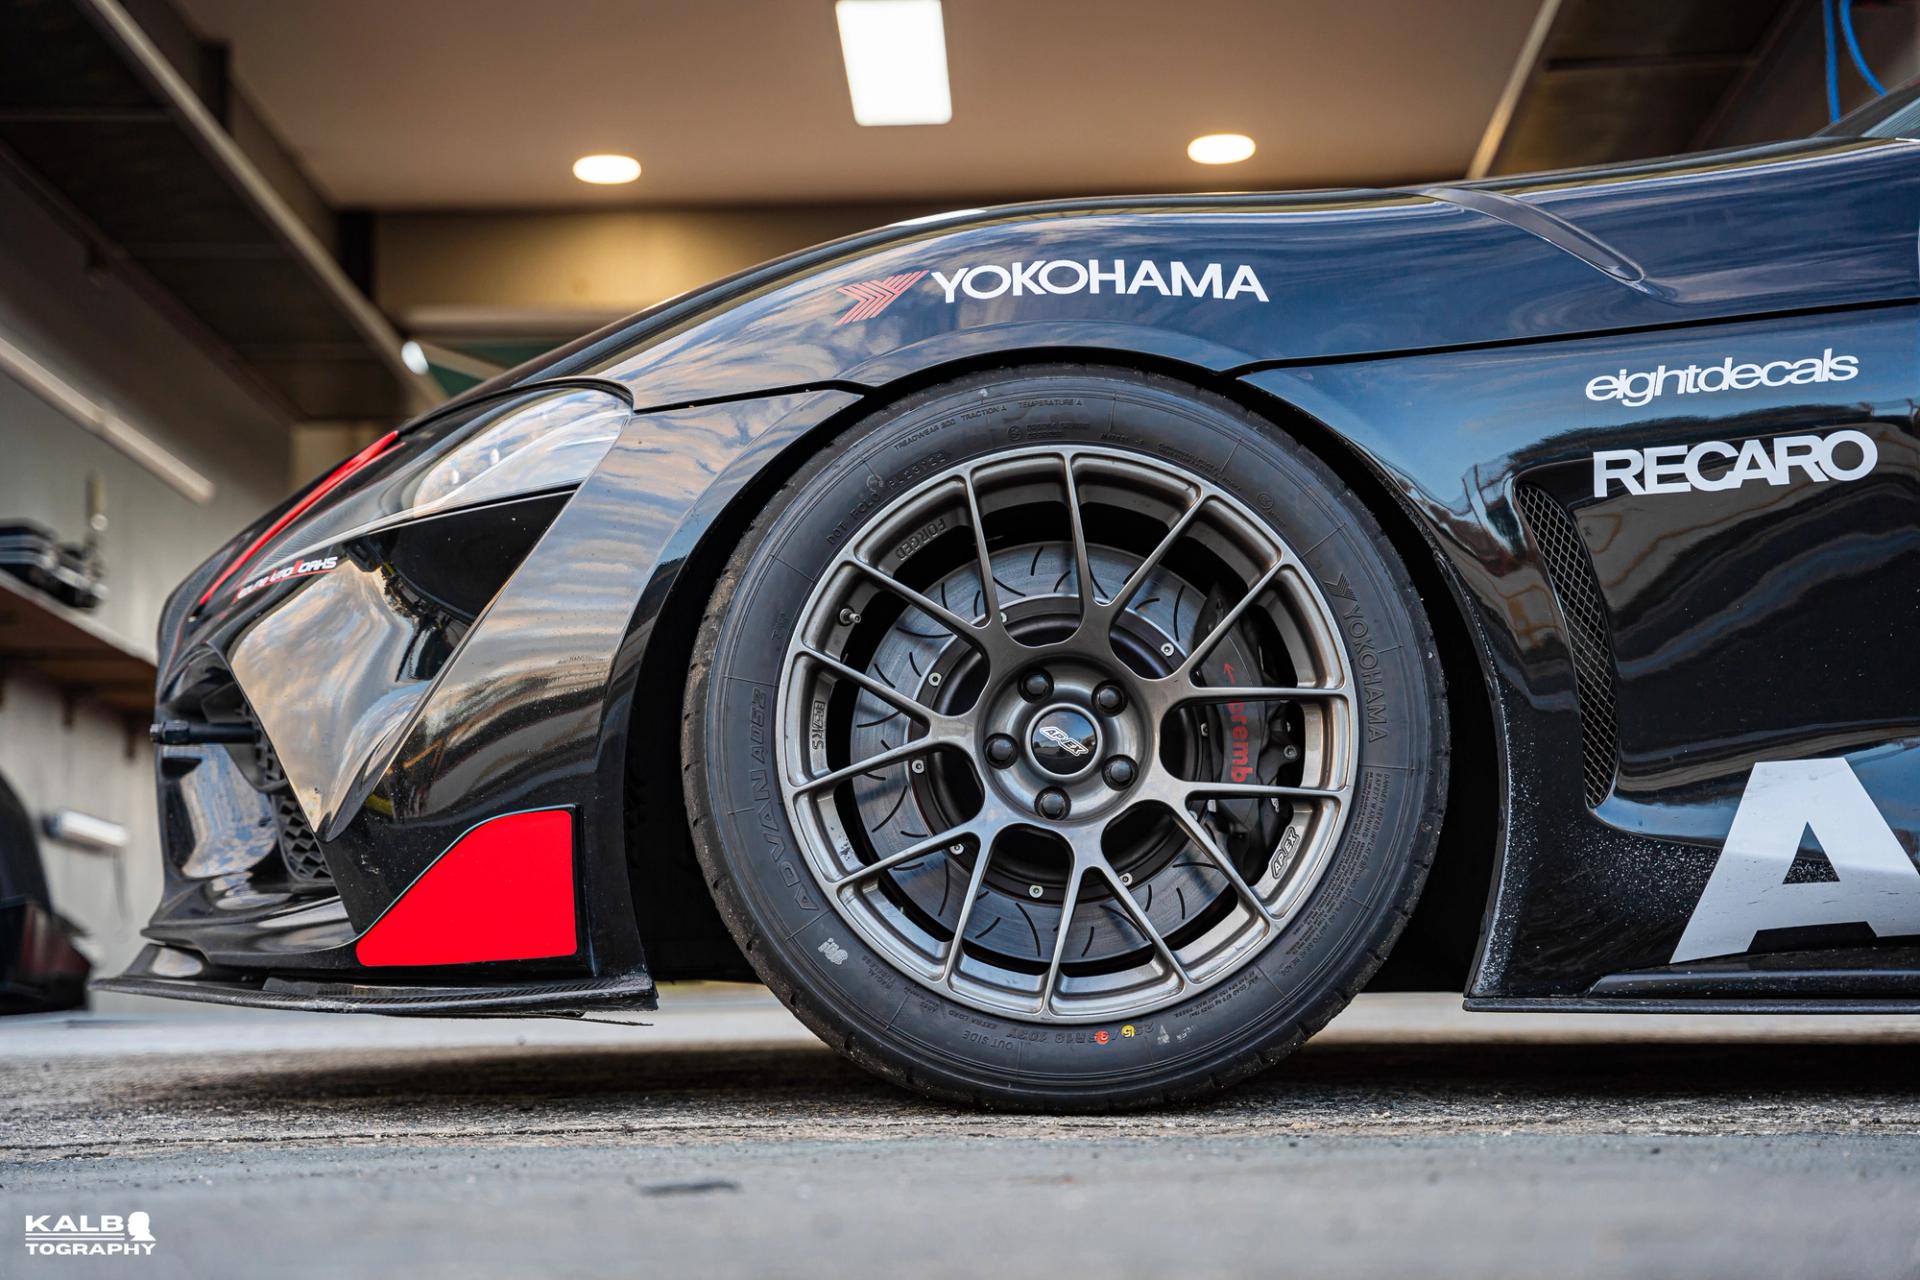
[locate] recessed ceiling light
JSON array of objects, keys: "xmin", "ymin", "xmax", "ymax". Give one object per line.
[
  {"xmin": 835, "ymin": 0, "xmax": 952, "ymax": 126},
  {"xmin": 572, "ymin": 153, "xmax": 642, "ymax": 184},
  {"xmin": 399, "ymin": 340, "xmax": 430, "ymax": 376},
  {"xmin": 1188, "ymin": 133, "xmax": 1256, "ymax": 165}
]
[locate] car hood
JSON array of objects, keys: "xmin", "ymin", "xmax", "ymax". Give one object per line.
[{"xmin": 435, "ymin": 137, "xmax": 1920, "ymax": 418}]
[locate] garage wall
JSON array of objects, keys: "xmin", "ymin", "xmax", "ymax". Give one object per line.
[{"xmin": 0, "ymin": 163, "xmax": 293, "ymax": 1001}]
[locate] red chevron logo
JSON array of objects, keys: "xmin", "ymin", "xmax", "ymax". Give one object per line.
[{"xmin": 835, "ymin": 270, "xmax": 928, "ymax": 324}]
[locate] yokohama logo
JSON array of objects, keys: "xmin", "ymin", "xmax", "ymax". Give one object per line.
[
  {"xmin": 832, "ymin": 257, "xmax": 1269, "ymax": 324},
  {"xmin": 836, "ymin": 271, "xmax": 928, "ymax": 324}
]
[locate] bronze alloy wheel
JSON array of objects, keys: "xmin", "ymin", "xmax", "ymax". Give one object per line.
[
  {"xmin": 684, "ymin": 367, "xmax": 1447, "ymax": 1108},
  {"xmin": 777, "ymin": 445, "xmax": 1358, "ymax": 1023}
]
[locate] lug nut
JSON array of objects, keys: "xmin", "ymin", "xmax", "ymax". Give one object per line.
[
  {"xmin": 985, "ymin": 734, "xmax": 1018, "ymax": 767},
  {"xmin": 1035, "ymin": 788, "xmax": 1070, "ymax": 820},
  {"xmin": 1093, "ymin": 683, "xmax": 1126, "ymax": 714},
  {"xmin": 1102, "ymin": 756, "xmax": 1137, "ymax": 789},
  {"xmin": 1019, "ymin": 669, "xmax": 1054, "ymax": 701}
]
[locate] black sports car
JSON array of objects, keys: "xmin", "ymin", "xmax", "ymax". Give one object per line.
[{"xmin": 104, "ymin": 86, "xmax": 1920, "ymax": 1107}]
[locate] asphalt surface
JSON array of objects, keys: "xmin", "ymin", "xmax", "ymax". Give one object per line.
[{"xmin": 5, "ymin": 989, "xmax": 1920, "ymax": 1279}]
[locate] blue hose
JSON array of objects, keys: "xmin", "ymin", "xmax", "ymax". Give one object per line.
[
  {"xmin": 1840, "ymin": 0, "xmax": 1888, "ymax": 96},
  {"xmin": 1823, "ymin": 0, "xmax": 1843, "ymax": 122}
]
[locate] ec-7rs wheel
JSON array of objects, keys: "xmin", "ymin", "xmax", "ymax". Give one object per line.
[{"xmin": 684, "ymin": 366, "xmax": 1447, "ymax": 1109}]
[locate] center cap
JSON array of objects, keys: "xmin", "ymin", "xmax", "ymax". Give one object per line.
[{"xmin": 1030, "ymin": 706, "xmax": 1099, "ymax": 776}]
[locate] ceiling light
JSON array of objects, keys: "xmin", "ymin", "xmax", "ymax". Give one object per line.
[
  {"xmin": 399, "ymin": 340, "xmax": 430, "ymax": 376},
  {"xmin": 572, "ymin": 153, "xmax": 642, "ymax": 184},
  {"xmin": 835, "ymin": 0, "xmax": 952, "ymax": 126},
  {"xmin": 1187, "ymin": 133, "xmax": 1256, "ymax": 165}
]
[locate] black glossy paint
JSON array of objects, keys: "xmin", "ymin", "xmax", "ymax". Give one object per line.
[
  {"xmin": 103, "ymin": 119, "xmax": 1920, "ymax": 1014},
  {"xmin": 1246, "ymin": 304, "xmax": 1919, "ymax": 995}
]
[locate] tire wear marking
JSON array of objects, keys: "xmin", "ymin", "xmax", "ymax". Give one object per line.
[
  {"xmin": 823, "ymin": 453, "xmax": 953, "ymax": 547},
  {"xmin": 748, "ymin": 688, "xmax": 818, "ymax": 912},
  {"xmin": 1285, "ymin": 766, "xmax": 1389, "ymax": 954},
  {"xmin": 1096, "ymin": 426, "xmax": 1225, "ymax": 479}
]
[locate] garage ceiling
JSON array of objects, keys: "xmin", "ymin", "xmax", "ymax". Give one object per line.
[{"xmin": 171, "ymin": 0, "xmax": 1546, "ymax": 207}]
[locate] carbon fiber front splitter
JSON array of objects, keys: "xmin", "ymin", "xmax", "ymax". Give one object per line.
[{"xmin": 95, "ymin": 944, "xmax": 657, "ymax": 1016}]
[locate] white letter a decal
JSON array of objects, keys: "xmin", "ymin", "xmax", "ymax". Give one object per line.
[{"xmin": 1672, "ymin": 759, "xmax": 1920, "ymax": 963}]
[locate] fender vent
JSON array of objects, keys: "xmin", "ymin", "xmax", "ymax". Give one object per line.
[{"xmin": 1515, "ymin": 484, "xmax": 1619, "ymax": 807}]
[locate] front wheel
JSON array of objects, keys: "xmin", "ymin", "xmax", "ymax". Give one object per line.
[{"xmin": 683, "ymin": 366, "xmax": 1447, "ymax": 1108}]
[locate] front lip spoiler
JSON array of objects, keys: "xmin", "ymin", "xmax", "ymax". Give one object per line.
[{"xmin": 94, "ymin": 959, "xmax": 657, "ymax": 1017}]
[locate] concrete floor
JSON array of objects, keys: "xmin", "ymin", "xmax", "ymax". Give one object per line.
[{"xmin": 5, "ymin": 989, "xmax": 1920, "ymax": 1279}]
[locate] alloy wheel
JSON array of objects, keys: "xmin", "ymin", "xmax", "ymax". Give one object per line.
[{"xmin": 778, "ymin": 446, "xmax": 1358, "ymax": 1022}]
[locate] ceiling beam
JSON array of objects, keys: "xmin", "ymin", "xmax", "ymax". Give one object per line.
[
  {"xmin": 1468, "ymin": 0, "xmax": 1566, "ymax": 179},
  {"xmin": 74, "ymin": 0, "xmax": 444, "ymax": 416}
]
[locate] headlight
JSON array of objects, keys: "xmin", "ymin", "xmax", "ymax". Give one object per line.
[
  {"xmin": 308, "ymin": 387, "xmax": 631, "ymax": 550},
  {"xmin": 196, "ymin": 387, "xmax": 631, "ymax": 610},
  {"xmin": 404, "ymin": 392, "xmax": 628, "ymax": 516}
]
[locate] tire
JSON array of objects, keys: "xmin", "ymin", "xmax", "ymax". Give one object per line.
[{"xmin": 683, "ymin": 365, "xmax": 1447, "ymax": 1109}]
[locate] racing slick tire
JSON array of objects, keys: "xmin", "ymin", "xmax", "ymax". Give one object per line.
[{"xmin": 683, "ymin": 365, "xmax": 1448, "ymax": 1108}]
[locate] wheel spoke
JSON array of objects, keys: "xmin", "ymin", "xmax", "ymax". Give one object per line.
[
  {"xmin": 790, "ymin": 737, "xmax": 937, "ymax": 795},
  {"xmin": 796, "ymin": 645, "xmax": 942, "ymax": 722},
  {"xmin": 938, "ymin": 826, "xmax": 998, "ymax": 982},
  {"xmin": 1060, "ymin": 455, "xmax": 1097, "ymax": 618},
  {"xmin": 827, "ymin": 820, "xmax": 977, "ymax": 889},
  {"xmin": 1166, "ymin": 805, "xmax": 1278, "ymax": 926},
  {"xmin": 848, "ymin": 558, "xmax": 986, "ymax": 640},
  {"xmin": 1103, "ymin": 491, "xmax": 1206, "ymax": 618},
  {"xmin": 1094, "ymin": 863, "xmax": 1192, "ymax": 988},
  {"xmin": 1039, "ymin": 866, "xmax": 1087, "ymax": 1016},
  {"xmin": 960, "ymin": 471, "xmax": 1000, "ymax": 629},
  {"xmin": 1174, "ymin": 560, "xmax": 1284, "ymax": 680}
]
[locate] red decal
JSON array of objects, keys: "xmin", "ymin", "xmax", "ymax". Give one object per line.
[
  {"xmin": 197, "ymin": 431, "xmax": 398, "ymax": 608},
  {"xmin": 835, "ymin": 270, "xmax": 927, "ymax": 325},
  {"xmin": 1221, "ymin": 659, "xmax": 1253, "ymax": 782},
  {"xmin": 1093, "ymin": 1029, "xmax": 1110, "ymax": 1045},
  {"xmin": 355, "ymin": 809, "xmax": 577, "ymax": 966}
]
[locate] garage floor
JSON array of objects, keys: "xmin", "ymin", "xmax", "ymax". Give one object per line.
[{"xmin": 6, "ymin": 989, "xmax": 1920, "ymax": 1278}]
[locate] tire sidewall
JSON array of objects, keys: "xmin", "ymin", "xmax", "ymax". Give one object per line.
[{"xmin": 699, "ymin": 368, "xmax": 1440, "ymax": 1103}]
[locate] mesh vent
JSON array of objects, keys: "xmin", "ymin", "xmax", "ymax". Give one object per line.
[
  {"xmin": 183, "ymin": 667, "xmax": 334, "ymax": 887},
  {"xmin": 275, "ymin": 792, "xmax": 332, "ymax": 884},
  {"xmin": 250, "ymin": 717, "xmax": 329, "ymax": 886},
  {"xmin": 1516, "ymin": 484, "xmax": 1620, "ymax": 807}
]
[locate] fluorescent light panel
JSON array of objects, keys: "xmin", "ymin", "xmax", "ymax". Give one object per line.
[{"xmin": 836, "ymin": 0, "xmax": 952, "ymax": 126}]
